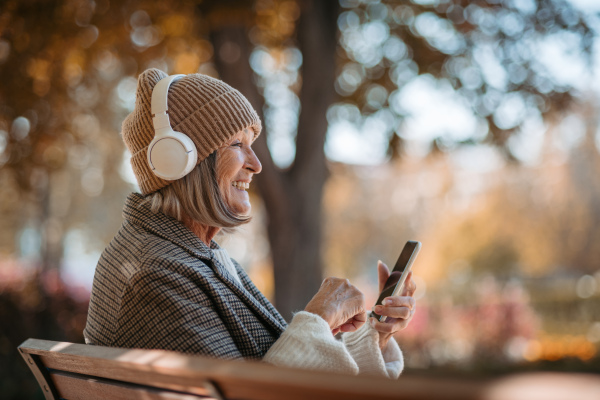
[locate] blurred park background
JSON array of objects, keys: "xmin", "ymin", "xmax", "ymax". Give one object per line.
[{"xmin": 2, "ymin": 0, "xmax": 600, "ymax": 398}]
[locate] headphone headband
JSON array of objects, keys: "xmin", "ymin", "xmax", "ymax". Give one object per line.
[{"xmin": 151, "ymin": 74, "xmax": 185, "ymax": 132}]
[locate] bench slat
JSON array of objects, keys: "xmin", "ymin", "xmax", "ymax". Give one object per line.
[
  {"xmin": 25, "ymin": 338, "xmax": 567, "ymax": 400},
  {"xmin": 19, "ymin": 338, "xmax": 600, "ymax": 400},
  {"xmin": 50, "ymin": 370, "xmax": 211, "ymax": 400},
  {"xmin": 21, "ymin": 338, "xmax": 486, "ymax": 400}
]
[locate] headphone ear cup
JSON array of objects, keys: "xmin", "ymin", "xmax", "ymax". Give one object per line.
[{"xmin": 147, "ymin": 130, "xmax": 197, "ymax": 180}]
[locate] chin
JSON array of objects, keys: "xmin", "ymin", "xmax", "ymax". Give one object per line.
[
  {"xmin": 223, "ymin": 190, "xmax": 251, "ymax": 215},
  {"xmin": 235, "ymin": 205, "xmax": 251, "ymax": 216},
  {"xmin": 228, "ymin": 201, "xmax": 251, "ymax": 216}
]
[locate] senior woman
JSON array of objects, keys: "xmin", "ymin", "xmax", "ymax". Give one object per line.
[{"xmin": 84, "ymin": 69, "xmax": 417, "ymax": 378}]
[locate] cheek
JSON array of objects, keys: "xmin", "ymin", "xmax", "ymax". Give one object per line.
[
  {"xmin": 215, "ymin": 151, "xmax": 235, "ymax": 187},
  {"xmin": 215, "ymin": 150, "xmax": 245, "ymax": 198}
]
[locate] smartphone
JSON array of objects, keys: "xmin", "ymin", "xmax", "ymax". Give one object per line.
[{"xmin": 371, "ymin": 240, "xmax": 421, "ymax": 322}]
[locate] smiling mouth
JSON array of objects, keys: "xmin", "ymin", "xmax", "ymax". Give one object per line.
[{"xmin": 232, "ymin": 181, "xmax": 249, "ymax": 190}]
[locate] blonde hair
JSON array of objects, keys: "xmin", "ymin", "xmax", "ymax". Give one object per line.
[{"xmin": 147, "ymin": 152, "xmax": 250, "ymax": 229}]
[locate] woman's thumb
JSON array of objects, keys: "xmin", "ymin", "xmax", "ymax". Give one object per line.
[{"xmin": 377, "ymin": 260, "xmax": 389, "ymax": 293}]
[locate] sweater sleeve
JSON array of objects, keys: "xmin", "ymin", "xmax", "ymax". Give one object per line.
[
  {"xmin": 263, "ymin": 312, "xmax": 403, "ymax": 378},
  {"xmin": 382, "ymin": 336, "xmax": 404, "ymax": 378},
  {"xmin": 342, "ymin": 322, "xmax": 404, "ymax": 378},
  {"xmin": 262, "ymin": 311, "xmax": 359, "ymax": 375}
]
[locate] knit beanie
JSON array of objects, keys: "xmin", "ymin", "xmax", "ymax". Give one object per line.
[{"xmin": 122, "ymin": 68, "xmax": 262, "ymax": 195}]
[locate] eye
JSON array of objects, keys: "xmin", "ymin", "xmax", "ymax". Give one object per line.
[{"xmin": 231, "ymin": 141, "xmax": 243, "ymax": 148}]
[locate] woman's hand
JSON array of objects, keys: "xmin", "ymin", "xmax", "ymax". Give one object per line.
[
  {"xmin": 370, "ymin": 261, "xmax": 417, "ymax": 349},
  {"xmin": 304, "ymin": 277, "xmax": 367, "ymax": 335}
]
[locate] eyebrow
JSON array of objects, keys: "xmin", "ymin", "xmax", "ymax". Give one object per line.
[{"xmin": 226, "ymin": 129, "xmax": 251, "ymax": 145}]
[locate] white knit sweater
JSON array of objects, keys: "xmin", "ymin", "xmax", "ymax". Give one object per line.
[{"xmin": 213, "ymin": 249, "xmax": 404, "ymax": 378}]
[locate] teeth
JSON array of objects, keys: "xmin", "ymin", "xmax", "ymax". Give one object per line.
[{"xmin": 232, "ymin": 181, "xmax": 249, "ymax": 190}]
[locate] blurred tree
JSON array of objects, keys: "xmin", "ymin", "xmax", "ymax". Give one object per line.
[
  {"xmin": 0, "ymin": 0, "xmax": 139, "ymax": 272},
  {"xmin": 333, "ymin": 0, "xmax": 595, "ymax": 158},
  {"xmin": 195, "ymin": 0, "xmax": 594, "ymax": 318},
  {"xmin": 197, "ymin": 0, "xmax": 338, "ymax": 318},
  {"xmin": 0, "ymin": 0, "xmax": 595, "ymax": 320}
]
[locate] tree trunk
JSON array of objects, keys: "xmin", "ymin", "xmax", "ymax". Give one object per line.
[{"xmin": 204, "ymin": 0, "xmax": 339, "ymax": 320}]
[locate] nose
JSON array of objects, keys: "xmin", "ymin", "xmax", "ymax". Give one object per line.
[{"xmin": 245, "ymin": 147, "xmax": 262, "ymax": 174}]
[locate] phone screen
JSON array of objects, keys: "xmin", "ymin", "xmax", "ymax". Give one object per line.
[{"xmin": 372, "ymin": 241, "xmax": 421, "ymax": 321}]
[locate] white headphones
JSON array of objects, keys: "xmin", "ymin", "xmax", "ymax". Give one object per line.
[{"xmin": 147, "ymin": 74, "xmax": 198, "ymax": 180}]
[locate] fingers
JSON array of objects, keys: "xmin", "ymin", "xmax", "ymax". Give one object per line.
[
  {"xmin": 401, "ymin": 272, "xmax": 417, "ymax": 297},
  {"xmin": 379, "ymin": 295, "xmax": 415, "ymax": 310},
  {"xmin": 306, "ymin": 276, "xmax": 366, "ymax": 331},
  {"xmin": 339, "ymin": 311, "xmax": 367, "ymax": 332},
  {"xmin": 372, "ymin": 295, "xmax": 415, "ymax": 331},
  {"xmin": 354, "ymin": 310, "xmax": 368, "ymax": 323},
  {"xmin": 370, "ymin": 317, "xmax": 410, "ymax": 333},
  {"xmin": 377, "ymin": 260, "xmax": 389, "ymax": 293},
  {"xmin": 373, "ymin": 305, "xmax": 412, "ymax": 319},
  {"xmin": 339, "ymin": 323, "xmax": 360, "ymax": 333}
]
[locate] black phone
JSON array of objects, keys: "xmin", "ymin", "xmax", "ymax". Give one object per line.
[{"xmin": 371, "ymin": 240, "xmax": 421, "ymax": 322}]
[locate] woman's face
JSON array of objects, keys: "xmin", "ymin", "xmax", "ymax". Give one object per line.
[{"xmin": 216, "ymin": 128, "xmax": 262, "ymax": 216}]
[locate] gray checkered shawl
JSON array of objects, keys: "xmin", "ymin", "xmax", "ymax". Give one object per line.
[{"xmin": 84, "ymin": 193, "xmax": 287, "ymax": 360}]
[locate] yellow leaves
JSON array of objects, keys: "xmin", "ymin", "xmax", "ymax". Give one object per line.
[
  {"xmin": 26, "ymin": 58, "xmax": 51, "ymax": 97},
  {"xmin": 169, "ymin": 39, "xmax": 213, "ymax": 74},
  {"xmin": 25, "ymin": 46, "xmax": 86, "ymax": 96},
  {"xmin": 63, "ymin": 49, "xmax": 85, "ymax": 87},
  {"xmin": 254, "ymin": 0, "xmax": 300, "ymax": 46},
  {"xmin": 26, "ymin": 58, "xmax": 50, "ymax": 80},
  {"xmin": 174, "ymin": 52, "xmax": 200, "ymax": 75},
  {"xmin": 42, "ymin": 145, "xmax": 66, "ymax": 170},
  {"xmin": 77, "ymin": 25, "xmax": 99, "ymax": 49},
  {"xmin": 160, "ymin": 14, "xmax": 192, "ymax": 37},
  {"xmin": 256, "ymin": 0, "xmax": 300, "ymax": 22},
  {"xmin": 278, "ymin": 1, "xmax": 301, "ymax": 22}
]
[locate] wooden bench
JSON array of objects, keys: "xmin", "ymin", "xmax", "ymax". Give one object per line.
[{"xmin": 19, "ymin": 338, "xmax": 600, "ymax": 400}]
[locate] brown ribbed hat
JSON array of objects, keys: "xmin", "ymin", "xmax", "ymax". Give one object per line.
[{"xmin": 122, "ymin": 68, "xmax": 262, "ymax": 195}]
